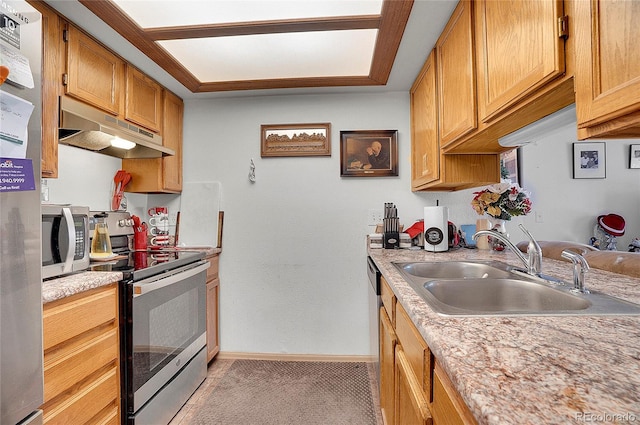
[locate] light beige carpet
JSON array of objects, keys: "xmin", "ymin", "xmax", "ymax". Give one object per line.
[{"xmin": 173, "ymin": 359, "xmax": 382, "ymax": 425}]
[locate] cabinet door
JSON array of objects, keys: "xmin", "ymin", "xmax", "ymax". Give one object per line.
[
  {"xmin": 125, "ymin": 66, "xmax": 163, "ymax": 133},
  {"xmin": 437, "ymin": 0, "xmax": 477, "ymax": 147},
  {"xmin": 162, "ymin": 90, "xmax": 183, "ymax": 191},
  {"xmin": 206, "ymin": 278, "xmax": 220, "ymax": 362},
  {"xmin": 476, "ymin": 0, "xmax": 565, "ymax": 122},
  {"xmin": 380, "ymin": 306, "xmax": 397, "ymax": 425},
  {"xmin": 432, "ymin": 362, "xmax": 477, "ymax": 425},
  {"xmin": 575, "ymin": 0, "xmax": 640, "ymax": 137},
  {"xmin": 411, "ymin": 50, "xmax": 440, "ymax": 189},
  {"xmin": 31, "ymin": 1, "xmax": 62, "ymax": 178},
  {"xmin": 395, "ymin": 347, "xmax": 433, "ymax": 425},
  {"xmin": 64, "ymin": 24, "xmax": 123, "ymax": 115}
]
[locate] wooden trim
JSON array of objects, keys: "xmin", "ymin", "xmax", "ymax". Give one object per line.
[
  {"xmin": 77, "ymin": 0, "xmax": 413, "ymax": 93},
  {"xmin": 369, "ymin": 0, "xmax": 415, "ymax": 84},
  {"xmin": 217, "ymin": 352, "xmax": 376, "ymax": 363},
  {"xmin": 144, "ymin": 16, "xmax": 382, "ymax": 40}
]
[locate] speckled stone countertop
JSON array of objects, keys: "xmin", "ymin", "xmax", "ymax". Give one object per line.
[
  {"xmin": 368, "ymin": 247, "xmax": 640, "ymax": 425},
  {"xmin": 42, "ymin": 271, "xmax": 122, "ymax": 304}
]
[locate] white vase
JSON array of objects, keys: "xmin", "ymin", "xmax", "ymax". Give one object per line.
[{"xmin": 487, "ymin": 217, "xmax": 509, "ymax": 251}]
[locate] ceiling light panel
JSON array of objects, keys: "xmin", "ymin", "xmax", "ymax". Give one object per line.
[
  {"xmin": 159, "ymin": 29, "xmax": 377, "ymax": 81},
  {"xmin": 112, "ymin": 0, "xmax": 384, "ymax": 28}
]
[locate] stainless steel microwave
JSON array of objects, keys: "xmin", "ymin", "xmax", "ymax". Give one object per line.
[{"xmin": 42, "ymin": 205, "xmax": 90, "ymax": 279}]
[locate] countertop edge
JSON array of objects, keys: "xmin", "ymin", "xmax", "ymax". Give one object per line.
[{"xmin": 43, "ymin": 271, "xmax": 123, "ymax": 304}]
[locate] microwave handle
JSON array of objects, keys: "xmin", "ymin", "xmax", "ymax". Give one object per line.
[
  {"xmin": 61, "ymin": 207, "xmax": 76, "ymax": 274},
  {"xmin": 133, "ymin": 262, "xmax": 209, "ymax": 296}
]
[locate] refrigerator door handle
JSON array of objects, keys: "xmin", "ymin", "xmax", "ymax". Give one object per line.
[{"xmin": 61, "ymin": 207, "xmax": 75, "ymax": 274}]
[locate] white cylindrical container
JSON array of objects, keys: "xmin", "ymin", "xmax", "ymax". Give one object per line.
[{"xmin": 423, "ymin": 206, "xmax": 449, "ymax": 252}]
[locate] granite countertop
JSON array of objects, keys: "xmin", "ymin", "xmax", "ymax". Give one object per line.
[
  {"xmin": 42, "ymin": 271, "xmax": 123, "ymax": 304},
  {"xmin": 368, "ymin": 247, "xmax": 640, "ymax": 425}
]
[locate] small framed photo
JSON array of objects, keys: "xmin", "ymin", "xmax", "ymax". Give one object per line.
[
  {"xmin": 630, "ymin": 144, "xmax": 640, "ymax": 169},
  {"xmin": 500, "ymin": 148, "xmax": 521, "ymax": 186},
  {"xmin": 573, "ymin": 142, "xmax": 606, "ymax": 179},
  {"xmin": 261, "ymin": 123, "xmax": 331, "ymax": 157},
  {"xmin": 340, "ymin": 130, "xmax": 398, "ymax": 177}
]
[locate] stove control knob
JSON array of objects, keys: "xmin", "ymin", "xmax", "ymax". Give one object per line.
[{"xmin": 118, "ymin": 219, "xmax": 133, "ymax": 227}]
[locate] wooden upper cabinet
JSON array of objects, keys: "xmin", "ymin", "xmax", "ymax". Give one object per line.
[
  {"xmin": 64, "ymin": 23, "xmax": 124, "ymax": 115},
  {"xmin": 411, "ymin": 51, "xmax": 440, "ymax": 189},
  {"xmin": 575, "ymin": 0, "xmax": 640, "ymax": 139},
  {"xmin": 125, "ymin": 66, "xmax": 163, "ymax": 133},
  {"xmin": 161, "ymin": 90, "xmax": 183, "ymax": 191},
  {"xmin": 122, "ymin": 90, "xmax": 183, "ymax": 193},
  {"xmin": 436, "ymin": 0, "xmax": 477, "ymax": 148},
  {"xmin": 475, "ymin": 0, "xmax": 565, "ymax": 122},
  {"xmin": 29, "ymin": 1, "xmax": 61, "ymax": 178}
]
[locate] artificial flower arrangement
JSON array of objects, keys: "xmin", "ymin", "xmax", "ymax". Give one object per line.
[{"xmin": 471, "ymin": 182, "xmax": 532, "ymax": 220}]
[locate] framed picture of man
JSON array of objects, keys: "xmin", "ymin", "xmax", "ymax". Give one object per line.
[{"xmin": 340, "ymin": 130, "xmax": 398, "ymax": 177}]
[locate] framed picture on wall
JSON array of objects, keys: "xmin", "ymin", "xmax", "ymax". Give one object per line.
[
  {"xmin": 340, "ymin": 130, "xmax": 398, "ymax": 177},
  {"xmin": 261, "ymin": 123, "xmax": 331, "ymax": 157},
  {"xmin": 630, "ymin": 144, "xmax": 640, "ymax": 169},
  {"xmin": 573, "ymin": 142, "xmax": 606, "ymax": 179},
  {"xmin": 500, "ymin": 148, "xmax": 521, "ymax": 186}
]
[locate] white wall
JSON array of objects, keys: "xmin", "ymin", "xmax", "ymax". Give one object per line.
[{"xmin": 47, "ymin": 94, "xmax": 640, "ymax": 357}]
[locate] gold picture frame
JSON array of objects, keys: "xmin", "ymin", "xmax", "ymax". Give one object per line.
[{"xmin": 261, "ymin": 123, "xmax": 331, "ymax": 157}]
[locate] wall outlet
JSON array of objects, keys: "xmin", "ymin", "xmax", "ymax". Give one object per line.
[{"xmin": 367, "ymin": 209, "xmax": 384, "ymax": 226}]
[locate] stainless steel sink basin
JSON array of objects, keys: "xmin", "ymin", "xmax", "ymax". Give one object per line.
[
  {"xmin": 398, "ymin": 261, "xmax": 515, "ymax": 279},
  {"xmin": 393, "ymin": 261, "xmax": 640, "ymax": 317}
]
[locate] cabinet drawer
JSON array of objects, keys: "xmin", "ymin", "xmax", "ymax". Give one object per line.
[
  {"xmin": 43, "ymin": 286, "xmax": 117, "ymax": 351},
  {"xmin": 396, "ymin": 303, "xmax": 431, "ymax": 399},
  {"xmin": 206, "ymin": 254, "xmax": 220, "ymax": 281},
  {"xmin": 432, "ymin": 362, "xmax": 477, "ymax": 425},
  {"xmin": 381, "ymin": 276, "xmax": 396, "ymax": 325},
  {"xmin": 44, "ymin": 327, "xmax": 118, "ymax": 402},
  {"xmin": 43, "ymin": 366, "xmax": 118, "ymax": 425}
]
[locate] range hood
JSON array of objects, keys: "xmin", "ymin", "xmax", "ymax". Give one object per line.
[{"xmin": 59, "ymin": 96, "xmax": 174, "ymax": 159}]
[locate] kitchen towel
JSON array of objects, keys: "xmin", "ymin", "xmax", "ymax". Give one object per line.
[{"xmin": 178, "ymin": 181, "xmax": 221, "ymax": 247}]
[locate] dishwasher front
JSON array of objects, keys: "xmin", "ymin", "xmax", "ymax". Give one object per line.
[{"xmin": 367, "ymin": 256, "xmax": 382, "ymax": 386}]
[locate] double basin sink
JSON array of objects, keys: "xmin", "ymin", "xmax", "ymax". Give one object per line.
[{"xmin": 393, "ymin": 261, "xmax": 640, "ymax": 317}]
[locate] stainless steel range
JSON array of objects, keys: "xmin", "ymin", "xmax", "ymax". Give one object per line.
[{"xmin": 89, "ymin": 211, "xmax": 208, "ymax": 425}]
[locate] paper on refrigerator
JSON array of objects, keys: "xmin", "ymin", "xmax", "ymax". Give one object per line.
[{"xmin": 0, "ymin": 89, "xmax": 33, "ymax": 158}]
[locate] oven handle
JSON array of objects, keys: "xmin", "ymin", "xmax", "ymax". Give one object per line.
[{"xmin": 133, "ymin": 262, "xmax": 209, "ymax": 296}]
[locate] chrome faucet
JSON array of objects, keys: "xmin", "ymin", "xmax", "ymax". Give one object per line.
[
  {"xmin": 473, "ymin": 224, "xmax": 543, "ymax": 276},
  {"xmin": 561, "ymin": 250, "xmax": 590, "ymax": 294}
]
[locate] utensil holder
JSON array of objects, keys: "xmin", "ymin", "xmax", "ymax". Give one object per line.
[{"xmin": 384, "ymin": 232, "xmax": 400, "ymax": 249}]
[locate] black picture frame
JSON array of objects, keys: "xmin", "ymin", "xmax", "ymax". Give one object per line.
[
  {"xmin": 573, "ymin": 142, "xmax": 606, "ymax": 179},
  {"xmin": 340, "ymin": 130, "xmax": 398, "ymax": 177},
  {"xmin": 630, "ymin": 144, "xmax": 640, "ymax": 169}
]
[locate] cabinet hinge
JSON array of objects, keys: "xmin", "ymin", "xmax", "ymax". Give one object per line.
[
  {"xmin": 62, "ymin": 28, "xmax": 68, "ymax": 42},
  {"xmin": 558, "ymin": 15, "xmax": 569, "ymax": 39},
  {"xmin": 62, "ymin": 73, "xmax": 68, "ymax": 86}
]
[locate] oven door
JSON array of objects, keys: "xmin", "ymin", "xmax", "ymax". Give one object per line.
[{"xmin": 129, "ymin": 261, "xmax": 208, "ymax": 413}]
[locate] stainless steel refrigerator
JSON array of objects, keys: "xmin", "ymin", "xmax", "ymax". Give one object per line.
[{"xmin": 0, "ymin": 1, "xmax": 44, "ymax": 424}]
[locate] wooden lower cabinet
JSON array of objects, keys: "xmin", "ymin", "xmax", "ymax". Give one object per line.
[
  {"xmin": 432, "ymin": 362, "xmax": 477, "ymax": 425},
  {"xmin": 379, "ymin": 285, "xmax": 477, "ymax": 425},
  {"xmin": 206, "ymin": 253, "xmax": 221, "ymax": 361},
  {"xmin": 396, "ymin": 346, "xmax": 433, "ymax": 425},
  {"xmin": 41, "ymin": 284, "xmax": 120, "ymax": 425}
]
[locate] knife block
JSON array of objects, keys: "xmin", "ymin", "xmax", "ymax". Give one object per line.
[{"xmin": 384, "ymin": 232, "xmax": 400, "ymax": 249}]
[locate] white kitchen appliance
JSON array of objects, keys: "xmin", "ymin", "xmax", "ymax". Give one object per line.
[{"xmin": 423, "ymin": 206, "xmax": 449, "ymax": 252}]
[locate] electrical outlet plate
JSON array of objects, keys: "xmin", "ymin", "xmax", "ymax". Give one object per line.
[{"xmin": 367, "ymin": 209, "xmax": 384, "ymax": 226}]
